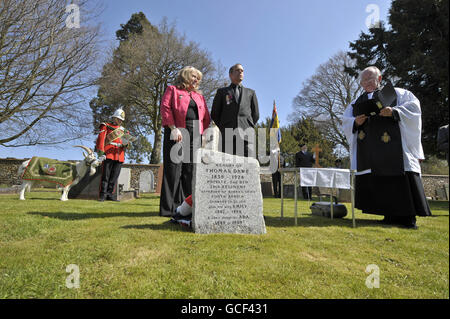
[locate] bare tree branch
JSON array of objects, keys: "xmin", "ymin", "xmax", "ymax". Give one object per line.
[
  {"xmin": 0, "ymin": 0, "xmax": 103, "ymax": 147},
  {"xmin": 291, "ymin": 51, "xmax": 363, "ymax": 154}
]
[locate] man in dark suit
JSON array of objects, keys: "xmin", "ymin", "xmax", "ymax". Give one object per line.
[
  {"xmin": 272, "ymin": 151, "xmax": 286, "ymax": 198},
  {"xmin": 295, "ymin": 143, "xmax": 315, "ymax": 199},
  {"xmin": 437, "ymin": 124, "xmax": 449, "ymax": 165},
  {"xmin": 211, "ymin": 63, "xmax": 259, "ymax": 157}
]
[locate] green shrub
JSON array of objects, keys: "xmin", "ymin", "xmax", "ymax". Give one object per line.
[{"xmin": 421, "ymin": 156, "xmax": 449, "ymax": 175}]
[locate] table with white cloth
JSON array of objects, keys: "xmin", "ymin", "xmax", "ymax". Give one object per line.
[{"xmin": 279, "ymin": 167, "xmax": 357, "ymax": 227}]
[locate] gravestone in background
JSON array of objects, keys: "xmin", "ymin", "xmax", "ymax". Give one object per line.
[
  {"xmin": 68, "ymin": 168, "xmax": 101, "ymax": 200},
  {"xmin": 435, "ymin": 185, "xmax": 449, "ymax": 201},
  {"xmin": 117, "ymin": 168, "xmax": 131, "ymax": 191},
  {"xmin": 139, "ymin": 170, "xmax": 155, "ymax": 193},
  {"xmin": 282, "ymin": 185, "xmax": 302, "ymax": 198},
  {"xmin": 68, "ymin": 166, "xmax": 135, "ymax": 201},
  {"xmin": 260, "ymin": 182, "xmax": 273, "ymax": 197},
  {"xmin": 192, "ymin": 149, "xmax": 266, "ymax": 235},
  {"xmin": 337, "ymin": 189, "xmax": 352, "ymax": 203}
]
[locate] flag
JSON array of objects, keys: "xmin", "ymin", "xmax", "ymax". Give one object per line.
[{"xmin": 270, "ymin": 100, "xmax": 281, "ymax": 143}]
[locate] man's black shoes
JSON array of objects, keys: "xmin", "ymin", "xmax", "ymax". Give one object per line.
[{"xmin": 378, "ymin": 216, "xmax": 418, "ymax": 229}]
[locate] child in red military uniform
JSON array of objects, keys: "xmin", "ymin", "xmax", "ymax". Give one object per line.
[{"xmin": 96, "ymin": 109, "xmax": 129, "ymax": 201}]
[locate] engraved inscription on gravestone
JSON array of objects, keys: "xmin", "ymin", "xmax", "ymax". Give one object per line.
[{"xmin": 192, "ymin": 149, "xmax": 266, "ymax": 234}]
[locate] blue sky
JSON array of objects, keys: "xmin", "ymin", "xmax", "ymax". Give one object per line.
[{"xmin": 1, "ymin": 0, "xmax": 392, "ymax": 162}]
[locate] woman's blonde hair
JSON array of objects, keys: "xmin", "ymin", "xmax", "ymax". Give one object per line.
[{"xmin": 174, "ymin": 66, "xmax": 203, "ymax": 91}]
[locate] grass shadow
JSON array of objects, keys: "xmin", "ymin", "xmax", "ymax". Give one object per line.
[
  {"xmin": 264, "ymin": 214, "xmax": 397, "ymax": 229},
  {"xmin": 21, "ymin": 197, "xmax": 63, "ymax": 201},
  {"xmin": 121, "ymin": 220, "xmax": 192, "ymax": 232},
  {"xmin": 130, "ymin": 203, "xmax": 161, "ymax": 208},
  {"xmin": 28, "ymin": 211, "xmax": 159, "ymax": 220}
]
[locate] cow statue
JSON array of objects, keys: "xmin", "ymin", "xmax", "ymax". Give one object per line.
[{"xmin": 18, "ymin": 146, "xmax": 101, "ymax": 201}]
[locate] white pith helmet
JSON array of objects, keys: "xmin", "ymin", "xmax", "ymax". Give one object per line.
[{"xmin": 112, "ymin": 108, "xmax": 125, "ymax": 121}]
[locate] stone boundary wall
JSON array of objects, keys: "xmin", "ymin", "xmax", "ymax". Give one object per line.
[
  {"xmin": 1, "ymin": 158, "xmax": 448, "ymax": 198},
  {"xmin": 1, "ymin": 158, "xmax": 34, "ymax": 186}
]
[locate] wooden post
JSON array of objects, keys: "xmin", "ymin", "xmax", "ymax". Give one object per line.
[
  {"xmin": 280, "ymin": 171, "xmax": 284, "ymax": 218},
  {"xmin": 312, "ymin": 144, "xmax": 322, "ymax": 168},
  {"xmin": 351, "ymin": 170, "xmax": 356, "ymax": 228},
  {"xmin": 156, "ymin": 164, "xmax": 163, "ymax": 194},
  {"xmin": 294, "ymin": 170, "xmax": 298, "ymax": 226}
]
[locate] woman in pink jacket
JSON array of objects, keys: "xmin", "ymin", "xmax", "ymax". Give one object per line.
[{"xmin": 159, "ymin": 66, "xmax": 211, "ymax": 217}]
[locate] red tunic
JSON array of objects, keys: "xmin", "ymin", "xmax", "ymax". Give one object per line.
[{"xmin": 96, "ymin": 122, "xmax": 127, "ymax": 162}]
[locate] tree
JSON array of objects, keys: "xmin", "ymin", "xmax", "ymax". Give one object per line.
[
  {"xmin": 0, "ymin": 0, "xmax": 102, "ymax": 147},
  {"xmin": 345, "ymin": 22, "xmax": 394, "ymax": 79},
  {"xmin": 291, "ymin": 51, "xmax": 363, "ymax": 154},
  {"xmin": 115, "ymin": 12, "xmax": 155, "ymax": 41},
  {"xmin": 91, "ymin": 14, "xmax": 227, "ymax": 163},
  {"xmin": 346, "ymin": 0, "xmax": 449, "ymax": 155},
  {"xmin": 90, "ymin": 12, "xmax": 155, "ymax": 163}
]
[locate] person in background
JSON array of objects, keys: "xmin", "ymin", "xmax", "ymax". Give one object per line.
[
  {"xmin": 96, "ymin": 108, "xmax": 129, "ymax": 202},
  {"xmin": 437, "ymin": 124, "xmax": 449, "ymax": 166},
  {"xmin": 295, "ymin": 143, "xmax": 315, "ymax": 199},
  {"xmin": 271, "ymin": 148, "xmax": 286, "ymax": 198},
  {"xmin": 211, "ymin": 63, "xmax": 259, "ymax": 157},
  {"xmin": 342, "ymin": 66, "xmax": 431, "ymax": 229}
]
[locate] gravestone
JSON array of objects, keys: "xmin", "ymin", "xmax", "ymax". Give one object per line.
[
  {"xmin": 68, "ymin": 165, "xmax": 135, "ymax": 201},
  {"xmin": 435, "ymin": 185, "xmax": 449, "ymax": 201},
  {"xmin": 337, "ymin": 189, "xmax": 352, "ymax": 203},
  {"xmin": 282, "ymin": 185, "xmax": 302, "ymax": 198},
  {"xmin": 139, "ymin": 170, "xmax": 155, "ymax": 193},
  {"xmin": 192, "ymin": 149, "xmax": 266, "ymax": 234},
  {"xmin": 68, "ymin": 168, "xmax": 102, "ymax": 199},
  {"xmin": 260, "ymin": 182, "xmax": 273, "ymax": 197},
  {"xmin": 117, "ymin": 168, "xmax": 131, "ymax": 191}
]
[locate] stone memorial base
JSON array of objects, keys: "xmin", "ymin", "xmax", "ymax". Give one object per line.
[
  {"xmin": 192, "ymin": 149, "xmax": 266, "ymax": 235},
  {"xmin": 0, "ymin": 186, "xmax": 20, "ymax": 194},
  {"xmin": 310, "ymin": 202, "xmax": 348, "ymax": 218},
  {"xmin": 116, "ymin": 190, "xmax": 138, "ymax": 201}
]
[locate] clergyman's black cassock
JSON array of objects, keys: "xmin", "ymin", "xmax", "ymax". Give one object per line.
[
  {"xmin": 352, "ymin": 90, "xmax": 431, "ymax": 219},
  {"xmin": 211, "ymin": 84, "xmax": 259, "ymax": 157}
]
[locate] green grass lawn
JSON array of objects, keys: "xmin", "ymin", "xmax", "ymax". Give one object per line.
[{"xmin": 0, "ymin": 191, "xmax": 448, "ymax": 299}]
